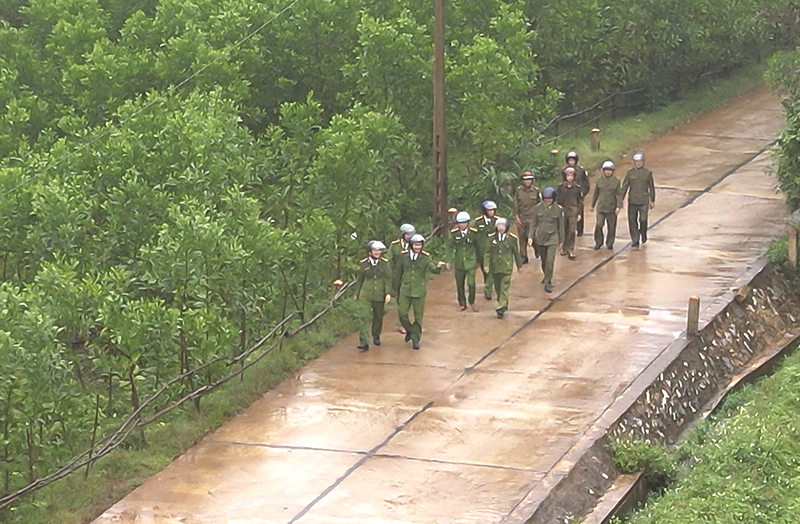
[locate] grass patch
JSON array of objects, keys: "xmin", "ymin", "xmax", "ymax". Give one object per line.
[
  {"xmin": 616, "ymin": 346, "xmax": 800, "ymax": 524},
  {"xmin": 2, "ymin": 302, "xmax": 361, "ymax": 524}
]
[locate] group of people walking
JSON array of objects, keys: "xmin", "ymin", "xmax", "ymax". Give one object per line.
[{"xmin": 353, "ymin": 151, "xmax": 656, "ymax": 351}]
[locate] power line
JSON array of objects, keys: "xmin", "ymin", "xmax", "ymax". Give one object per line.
[{"xmin": 2, "ymin": 0, "xmax": 302, "ymax": 197}]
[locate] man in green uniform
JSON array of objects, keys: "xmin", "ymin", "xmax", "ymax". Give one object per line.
[
  {"xmin": 591, "ymin": 160, "xmax": 622, "ymax": 251},
  {"xmin": 621, "ymin": 152, "xmax": 656, "ymax": 248},
  {"xmin": 557, "ymin": 168, "xmax": 582, "ymax": 260},
  {"xmin": 448, "ymin": 211, "xmax": 480, "ymax": 312},
  {"xmin": 386, "ymin": 223, "xmax": 415, "ymax": 335},
  {"xmin": 514, "ymin": 171, "xmax": 540, "ymax": 265},
  {"xmin": 528, "ymin": 187, "xmax": 565, "ymax": 293},
  {"xmin": 471, "ymin": 200, "xmax": 498, "ymax": 300},
  {"xmin": 353, "ymin": 241, "xmax": 392, "ymax": 352},
  {"xmin": 394, "ymin": 234, "xmax": 447, "ymax": 350},
  {"xmin": 483, "ymin": 217, "xmax": 523, "ymax": 318},
  {"xmin": 564, "ymin": 151, "xmax": 591, "ymax": 236}
]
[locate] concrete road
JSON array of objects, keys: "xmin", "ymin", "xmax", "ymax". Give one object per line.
[{"xmin": 92, "ymin": 86, "xmax": 786, "ymax": 524}]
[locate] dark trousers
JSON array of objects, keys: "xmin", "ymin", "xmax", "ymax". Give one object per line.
[
  {"xmin": 517, "ymin": 220, "xmax": 531, "ymax": 260},
  {"xmin": 577, "ymin": 202, "xmax": 586, "ymax": 235},
  {"xmin": 454, "ymin": 268, "xmax": 476, "ymax": 306},
  {"xmin": 563, "ymin": 214, "xmax": 577, "ymax": 254},
  {"xmin": 628, "ymin": 204, "xmax": 649, "ymax": 244},
  {"xmin": 538, "ymin": 244, "xmax": 557, "ymax": 286},
  {"xmin": 594, "ymin": 211, "xmax": 618, "ymax": 248},
  {"xmin": 398, "ymin": 295, "xmax": 425, "ymax": 343},
  {"xmin": 358, "ymin": 300, "xmax": 385, "ymax": 344}
]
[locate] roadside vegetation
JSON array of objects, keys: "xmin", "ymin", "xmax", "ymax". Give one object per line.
[
  {"xmin": 611, "ymin": 346, "xmax": 800, "ymax": 524},
  {"xmin": 0, "ymin": 0, "xmax": 797, "ymax": 522}
]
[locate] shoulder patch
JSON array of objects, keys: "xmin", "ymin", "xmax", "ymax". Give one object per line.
[
  {"xmin": 400, "ymin": 249, "xmax": 409, "ymax": 254},
  {"xmin": 380, "ymin": 257, "xmax": 389, "ymax": 262},
  {"xmin": 509, "ymin": 232, "xmax": 518, "ymax": 239},
  {"xmin": 488, "ymin": 232, "xmax": 497, "ymax": 237},
  {"xmin": 451, "ymin": 226, "xmax": 459, "ymax": 232},
  {"xmin": 421, "ymin": 250, "xmax": 430, "ymax": 256},
  {"xmin": 469, "ymin": 227, "xmax": 478, "ymax": 232},
  {"xmin": 391, "ymin": 239, "xmax": 401, "ymax": 245},
  {"xmin": 360, "ymin": 257, "xmax": 368, "ymax": 263}
]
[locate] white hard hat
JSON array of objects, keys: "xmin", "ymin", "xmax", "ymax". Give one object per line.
[
  {"xmin": 483, "ymin": 200, "xmax": 498, "ymax": 211},
  {"xmin": 409, "ymin": 234, "xmax": 425, "ymax": 244},
  {"xmin": 633, "ymin": 152, "xmax": 645, "ymax": 162},
  {"xmin": 400, "ymin": 223, "xmax": 416, "ymax": 235},
  {"xmin": 602, "ymin": 160, "xmax": 615, "ymax": 171},
  {"xmin": 456, "ymin": 211, "xmax": 471, "ymax": 223},
  {"xmin": 495, "ymin": 217, "xmax": 508, "ymax": 230},
  {"xmin": 368, "ymin": 240, "xmax": 387, "ymax": 251}
]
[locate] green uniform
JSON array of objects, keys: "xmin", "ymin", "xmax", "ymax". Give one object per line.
[
  {"xmin": 393, "ymin": 250, "xmax": 445, "ymax": 344},
  {"xmin": 556, "ymin": 183, "xmax": 582, "ymax": 256},
  {"xmin": 514, "ymin": 185, "xmax": 540, "ymax": 261},
  {"xmin": 592, "ymin": 174, "xmax": 622, "ymax": 249},
  {"xmin": 483, "ymin": 232, "xmax": 522, "ymax": 313},
  {"xmin": 385, "ymin": 238, "xmax": 409, "ymax": 270},
  {"xmin": 529, "ymin": 202, "xmax": 565, "ymax": 288},
  {"xmin": 564, "ymin": 166, "xmax": 590, "ymax": 235},
  {"xmin": 621, "ymin": 167, "xmax": 656, "ymax": 245},
  {"xmin": 471, "ymin": 215, "xmax": 498, "ymax": 299},
  {"xmin": 354, "ymin": 256, "xmax": 392, "ymax": 346},
  {"xmin": 385, "ymin": 237, "xmax": 410, "ymax": 329},
  {"xmin": 448, "ymin": 225, "xmax": 479, "ymax": 307}
]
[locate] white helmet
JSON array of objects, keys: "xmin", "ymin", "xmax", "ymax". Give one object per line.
[
  {"xmin": 456, "ymin": 211, "xmax": 471, "ymax": 223},
  {"xmin": 368, "ymin": 240, "xmax": 387, "ymax": 252},
  {"xmin": 632, "ymin": 152, "xmax": 645, "ymax": 162},
  {"xmin": 409, "ymin": 234, "xmax": 425, "ymax": 244},
  {"xmin": 483, "ymin": 200, "xmax": 498, "ymax": 211},
  {"xmin": 495, "ymin": 217, "xmax": 509, "ymax": 231},
  {"xmin": 400, "ymin": 223, "xmax": 416, "ymax": 235},
  {"xmin": 602, "ymin": 160, "xmax": 615, "ymax": 171}
]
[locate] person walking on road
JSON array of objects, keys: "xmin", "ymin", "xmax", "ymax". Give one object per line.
[
  {"xmin": 394, "ymin": 234, "xmax": 447, "ymax": 350},
  {"xmin": 484, "ymin": 218, "xmax": 523, "ymax": 318},
  {"xmin": 564, "ymin": 151, "xmax": 591, "ymax": 236},
  {"xmin": 354, "ymin": 241, "xmax": 392, "ymax": 352},
  {"xmin": 386, "ymin": 223, "xmax": 415, "ymax": 335},
  {"xmin": 621, "ymin": 152, "xmax": 656, "ymax": 248},
  {"xmin": 591, "ymin": 161, "xmax": 623, "ymax": 251},
  {"xmin": 472, "ymin": 200, "xmax": 498, "ymax": 300},
  {"xmin": 528, "ymin": 187, "xmax": 565, "ymax": 293},
  {"xmin": 514, "ymin": 171, "xmax": 540, "ymax": 265},
  {"xmin": 448, "ymin": 211, "xmax": 480, "ymax": 312},
  {"xmin": 557, "ymin": 168, "xmax": 582, "ymax": 260}
]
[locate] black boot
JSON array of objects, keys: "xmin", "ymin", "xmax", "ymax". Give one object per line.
[{"xmin": 373, "ymin": 337, "xmax": 381, "ymax": 346}]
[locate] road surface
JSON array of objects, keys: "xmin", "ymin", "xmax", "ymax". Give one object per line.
[{"xmin": 93, "ymin": 86, "xmax": 786, "ymax": 524}]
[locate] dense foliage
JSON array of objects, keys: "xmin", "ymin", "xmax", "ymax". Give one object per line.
[
  {"xmin": 766, "ymin": 48, "xmax": 800, "ymax": 210},
  {"xmin": 0, "ymin": 0, "xmax": 796, "ymax": 503},
  {"xmin": 621, "ymin": 349, "xmax": 800, "ymax": 524}
]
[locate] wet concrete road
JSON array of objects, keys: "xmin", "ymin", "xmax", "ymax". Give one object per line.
[{"xmin": 93, "ymin": 87, "xmax": 786, "ymax": 524}]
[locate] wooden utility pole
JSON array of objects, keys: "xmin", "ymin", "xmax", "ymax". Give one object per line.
[{"xmin": 432, "ymin": 0, "xmax": 447, "ymax": 234}]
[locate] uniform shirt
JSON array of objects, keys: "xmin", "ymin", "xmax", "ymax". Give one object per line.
[
  {"xmin": 470, "ymin": 215, "xmax": 498, "ymax": 253},
  {"xmin": 556, "ymin": 183, "xmax": 583, "ymax": 218},
  {"xmin": 563, "ymin": 166, "xmax": 591, "ymax": 197},
  {"xmin": 592, "ymin": 174, "xmax": 623, "ymax": 213},
  {"xmin": 514, "ymin": 185, "xmax": 541, "ymax": 222},
  {"xmin": 621, "ymin": 167, "xmax": 656, "ymax": 206},
  {"xmin": 354, "ymin": 256, "xmax": 392, "ymax": 302},
  {"xmin": 386, "ymin": 238, "xmax": 409, "ymax": 267},
  {"xmin": 483, "ymin": 232, "xmax": 522, "ymax": 274},
  {"xmin": 529, "ymin": 202, "xmax": 565, "ymax": 246},
  {"xmin": 448, "ymin": 225, "xmax": 479, "ymax": 271},
  {"xmin": 394, "ymin": 251, "xmax": 445, "ymax": 298}
]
